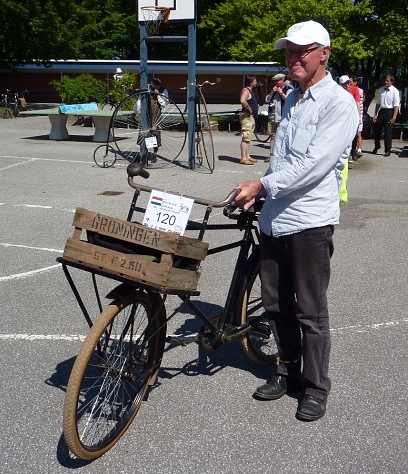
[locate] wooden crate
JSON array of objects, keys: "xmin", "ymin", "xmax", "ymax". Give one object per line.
[{"xmin": 61, "ymin": 208, "xmax": 209, "ymax": 293}]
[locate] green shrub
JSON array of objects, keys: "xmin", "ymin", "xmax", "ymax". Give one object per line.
[
  {"xmin": 51, "ymin": 74, "xmax": 106, "ymax": 105},
  {"xmin": 109, "ymin": 72, "xmax": 138, "ymax": 105}
]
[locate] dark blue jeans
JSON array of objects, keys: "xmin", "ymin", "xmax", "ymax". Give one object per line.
[{"xmin": 260, "ymin": 226, "xmax": 334, "ymax": 400}]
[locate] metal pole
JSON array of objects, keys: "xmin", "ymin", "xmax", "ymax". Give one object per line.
[
  {"xmin": 187, "ymin": 21, "xmax": 196, "ymax": 170},
  {"xmin": 140, "ymin": 24, "xmax": 148, "ymax": 89},
  {"xmin": 139, "ymin": 24, "xmax": 149, "ymax": 164}
]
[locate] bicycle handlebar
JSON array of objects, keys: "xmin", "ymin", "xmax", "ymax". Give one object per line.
[
  {"xmin": 127, "ymin": 163, "xmax": 238, "ymax": 208},
  {"xmin": 180, "ymin": 80, "xmax": 217, "ymax": 91}
]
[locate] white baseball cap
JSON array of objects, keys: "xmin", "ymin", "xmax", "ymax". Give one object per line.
[
  {"xmin": 339, "ymin": 75, "xmax": 350, "ymax": 84},
  {"xmin": 275, "ymin": 21, "xmax": 330, "ymax": 49}
]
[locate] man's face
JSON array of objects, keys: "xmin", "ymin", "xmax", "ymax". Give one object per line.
[
  {"xmin": 385, "ymin": 77, "xmax": 392, "ymax": 87},
  {"xmin": 285, "ymin": 42, "xmax": 327, "ymax": 84},
  {"xmin": 341, "ymin": 81, "xmax": 350, "ymax": 91}
]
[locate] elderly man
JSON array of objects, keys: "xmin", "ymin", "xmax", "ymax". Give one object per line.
[{"xmin": 233, "ymin": 21, "xmax": 359, "ymax": 421}]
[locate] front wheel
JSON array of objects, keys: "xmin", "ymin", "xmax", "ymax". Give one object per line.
[
  {"xmin": 196, "ymin": 89, "xmax": 215, "ymax": 173},
  {"xmin": 111, "ymin": 91, "xmax": 187, "ymax": 168},
  {"xmin": 63, "ymin": 290, "xmax": 167, "ymax": 460},
  {"xmin": 238, "ymin": 250, "xmax": 278, "ymax": 364},
  {"xmin": 254, "ymin": 115, "xmax": 270, "ymax": 143}
]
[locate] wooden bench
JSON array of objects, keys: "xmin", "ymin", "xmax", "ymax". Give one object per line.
[{"xmin": 20, "ymin": 103, "xmax": 114, "ymax": 142}]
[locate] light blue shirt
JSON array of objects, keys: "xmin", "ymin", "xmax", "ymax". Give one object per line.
[{"xmin": 259, "ymin": 72, "xmax": 359, "ymax": 237}]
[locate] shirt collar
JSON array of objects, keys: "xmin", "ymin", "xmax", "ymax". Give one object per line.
[{"xmin": 303, "ymin": 71, "xmax": 333, "ymax": 101}]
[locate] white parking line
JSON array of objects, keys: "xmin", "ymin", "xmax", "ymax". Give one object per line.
[
  {"xmin": 0, "ymin": 155, "xmax": 90, "ymax": 164},
  {"xmin": 0, "ymin": 243, "xmax": 63, "ymax": 281},
  {"xmin": 0, "ymin": 264, "xmax": 61, "ymax": 282},
  {"xmin": 0, "ymin": 334, "xmax": 86, "ymax": 341},
  {"xmin": 14, "ymin": 204, "xmax": 53, "ymax": 209},
  {"xmin": 0, "ymin": 243, "xmax": 62, "ymax": 252},
  {"xmin": 0, "ymin": 318, "xmax": 406, "ymax": 343}
]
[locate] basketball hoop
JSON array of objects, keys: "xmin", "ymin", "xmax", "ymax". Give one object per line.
[{"xmin": 141, "ymin": 6, "xmax": 170, "ymax": 37}]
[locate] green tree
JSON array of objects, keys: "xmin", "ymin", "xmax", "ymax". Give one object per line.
[
  {"xmin": 109, "ymin": 72, "xmax": 138, "ymax": 105},
  {"xmin": 0, "ymin": 0, "xmax": 137, "ymax": 69},
  {"xmin": 199, "ymin": 0, "xmax": 408, "ymax": 106}
]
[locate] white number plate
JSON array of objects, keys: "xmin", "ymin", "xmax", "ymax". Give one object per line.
[{"xmin": 143, "ymin": 190, "xmax": 193, "ymax": 235}]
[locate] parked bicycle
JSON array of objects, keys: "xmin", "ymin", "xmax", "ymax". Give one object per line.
[
  {"xmin": 58, "ymin": 162, "xmax": 277, "ymax": 459},
  {"xmin": 1, "ymin": 89, "xmax": 29, "ymax": 118},
  {"xmin": 93, "ymin": 81, "xmax": 215, "ymax": 173},
  {"xmin": 254, "ymin": 113, "xmax": 270, "ymax": 143},
  {"xmin": 1, "ymin": 89, "xmax": 13, "ymax": 119},
  {"xmin": 181, "ymin": 80, "xmax": 216, "ymax": 173},
  {"xmin": 93, "ymin": 85, "xmax": 186, "ymax": 169}
]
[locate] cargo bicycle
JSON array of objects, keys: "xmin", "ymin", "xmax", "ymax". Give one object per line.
[{"xmin": 58, "ymin": 162, "xmax": 277, "ymax": 460}]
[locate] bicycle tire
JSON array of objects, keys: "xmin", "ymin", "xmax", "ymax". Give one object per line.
[
  {"xmin": 238, "ymin": 250, "xmax": 278, "ymax": 364},
  {"xmin": 93, "ymin": 144, "xmax": 117, "ymax": 168},
  {"xmin": 63, "ymin": 290, "xmax": 167, "ymax": 460},
  {"xmin": 2, "ymin": 108, "xmax": 13, "ymax": 119},
  {"xmin": 254, "ymin": 115, "xmax": 270, "ymax": 143},
  {"xmin": 196, "ymin": 89, "xmax": 215, "ymax": 172},
  {"xmin": 111, "ymin": 91, "xmax": 187, "ymax": 168}
]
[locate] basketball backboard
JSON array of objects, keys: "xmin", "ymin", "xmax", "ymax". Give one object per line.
[{"xmin": 138, "ymin": 0, "xmax": 196, "ymax": 23}]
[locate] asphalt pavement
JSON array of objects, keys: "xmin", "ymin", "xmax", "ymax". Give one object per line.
[{"xmin": 1, "ymin": 113, "xmax": 408, "ymax": 473}]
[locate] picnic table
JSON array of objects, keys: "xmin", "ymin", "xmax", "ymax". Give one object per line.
[{"xmin": 19, "ymin": 103, "xmax": 114, "ymax": 142}]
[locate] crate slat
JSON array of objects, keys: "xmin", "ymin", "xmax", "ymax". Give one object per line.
[
  {"xmin": 73, "ymin": 207, "xmax": 208, "ymax": 261},
  {"xmin": 62, "ymin": 239, "xmax": 200, "ymax": 292}
]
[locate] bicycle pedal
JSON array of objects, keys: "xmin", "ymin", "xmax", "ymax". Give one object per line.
[
  {"xmin": 250, "ymin": 322, "xmax": 271, "ymax": 338},
  {"xmin": 166, "ymin": 333, "xmax": 198, "ymax": 346}
]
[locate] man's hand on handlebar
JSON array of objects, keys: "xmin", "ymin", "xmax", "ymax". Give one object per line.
[{"xmin": 233, "ymin": 179, "xmax": 264, "ymax": 211}]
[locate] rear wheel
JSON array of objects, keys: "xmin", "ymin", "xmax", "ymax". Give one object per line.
[
  {"xmin": 93, "ymin": 144, "xmax": 117, "ymax": 168},
  {"xmin": 254, "ymin": 115, "xmax": 270, "ymax": 143},
  {"xmin": 238, "ymin": 251, "xmax": 278, "ymax": 364},
  {"xmin": 196, "ymin": 89, "xmax": 215, "ymax": 173},
  {"xmin": 111, "ymin": 91, "xmax": 187, "ymax": 168},
  {"xmin": 63, "ymin": 290, "xmax": 167, "ymax": 460}
]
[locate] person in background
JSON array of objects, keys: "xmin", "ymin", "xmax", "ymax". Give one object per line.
[
  {"xmin": 372, "ymin": 75, "xmax": 400, "ymax": 157},
  {"xmin": 149, "ymin": 78, "xmax": 169, "ymax": 162},
  {"xmin": 232, "ymin": 20, "xmax": 359, "ymax": 422},
  {"xmin": 285, "ymin": 74, "xmax": 295, "ymax": 90},
  {"xmin": 151, "ymin": 77, "xmax": 169, "ymax": 106},
  {"xmin": 350, "ymin": 75, "xmax": 364, "ymax": 158},
  {"xmin": 239, "ymin": 75, "xmax": 259, "ymax": 165},
  {"xmin": 264, "ymin": 73, "xmax": 290, "ymax": 163},
  {"xmin": 114, "ymin": 67, "xmax": 124, "ymax": 81},
  {"xmin": 339, "ymin": 75, "xmax": 360, "ymax": 162}
]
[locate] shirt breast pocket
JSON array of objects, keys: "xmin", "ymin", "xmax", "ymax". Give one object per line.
[{"xmin": 290, "ymin": 123, "xmax": 317, "ymax": 155}]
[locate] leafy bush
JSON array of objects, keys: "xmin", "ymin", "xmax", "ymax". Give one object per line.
[
  {"xmin": 51, "ymin": 74, "xmax": 106, "ymax": 105},
  {"xmin": 109, "ymin": 73, "xmax": 138, "ymax": 106}
]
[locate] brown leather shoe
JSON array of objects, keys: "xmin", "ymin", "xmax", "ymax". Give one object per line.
[
  {"xmin": 247, "ymin": 157, "xmax": 257, "ymax": 163},
  {"xmin": 240, "ymin": 159, "xmax": 254, "ymax": 165}
]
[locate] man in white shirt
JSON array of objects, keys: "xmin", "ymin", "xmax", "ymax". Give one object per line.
[
  {"xmin": 372, "ymin": 75, "xmax": 400, "ymax": 157},
  {"xmin": 233, "ymin": 20, "xmax": 358, "ymax": 421}
]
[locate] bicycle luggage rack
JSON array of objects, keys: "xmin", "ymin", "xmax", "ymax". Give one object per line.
[{"xmin": 59, "ymin": 207, "xmax": 209, "ymax": 294}]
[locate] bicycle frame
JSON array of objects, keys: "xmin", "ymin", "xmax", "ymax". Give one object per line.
[{"xmin": 124, "ymin": 166, "xmax": 263, "ymax": 344}]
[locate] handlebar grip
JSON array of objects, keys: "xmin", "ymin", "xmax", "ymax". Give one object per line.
[
  {"xmin": 223, "ymin": 204, "xmax": 239, "ymax": 217},
  {"xmin": 127, "ymin": 163, "xmax": 150, "ymax": 180}
]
